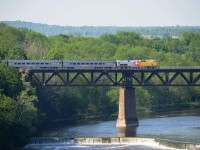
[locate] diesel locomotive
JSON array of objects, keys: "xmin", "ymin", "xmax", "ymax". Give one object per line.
[{"xmin": 2, "ymin": 60, "xmax": 159, "ymax": 69}]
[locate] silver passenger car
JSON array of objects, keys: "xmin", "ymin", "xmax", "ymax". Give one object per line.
[
  {"xmin": 62, "ymin": 60, "xmax": 116, "ymax": 69},
  {"xmin": 3, "ymin": 60, "xmax": 62, "ymax": 69}
]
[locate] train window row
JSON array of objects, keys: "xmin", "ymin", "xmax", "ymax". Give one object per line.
[
  {"xmin": 69, "ymin": 62, "xmax": 106, "ymax": 65},
  {"xmin": 13, "ymin": 62, "xmax": 109, "ymax": 65},
  {"xmin": 14, "ymin": 63, "xmax": 51, "ymax": 65}
]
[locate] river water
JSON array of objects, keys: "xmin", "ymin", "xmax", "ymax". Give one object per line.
[{"xmin": 25, "ymin": 110, "xmax": 200, "ymax": 149}]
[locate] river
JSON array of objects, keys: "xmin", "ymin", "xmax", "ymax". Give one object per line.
[{"xmin": 25, "ymin": 110, "xmax": 200, "ymax": 149}]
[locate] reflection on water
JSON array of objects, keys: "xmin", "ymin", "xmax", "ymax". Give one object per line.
[{"xmin": 117, "ymin": 126, "xmax": 137, "ymax": 137}]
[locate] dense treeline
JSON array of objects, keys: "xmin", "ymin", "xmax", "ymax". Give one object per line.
[
  {"xmin": 0, "ymin": 23, "xmax": 200, "ymax": 149},
  {"xmin": 3, "ymin": 20, "xmax": 200, "ymax": 37}
]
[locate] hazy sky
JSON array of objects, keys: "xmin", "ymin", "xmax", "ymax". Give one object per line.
[{"xmin": 0, "ymin": 0, "xmax": 200, "ymax": 26}]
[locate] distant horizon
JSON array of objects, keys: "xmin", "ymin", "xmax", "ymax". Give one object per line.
[{"xmin": 2, "ymin": 20, "xmax": 200, "ymax": 27}]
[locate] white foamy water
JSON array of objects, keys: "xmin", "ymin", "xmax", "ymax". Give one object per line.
[
  {"xmin": 25, "ymin": 137, "xmax": 183, "ymax": 150},
  {"xmin": 25, "ymin": 142, "xmax": 180, "ymax": 150}
]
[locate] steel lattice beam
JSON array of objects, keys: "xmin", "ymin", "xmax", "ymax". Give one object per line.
[{"xmin": 27, "ymin": 68, "xmax": 200, "ymax": 86}]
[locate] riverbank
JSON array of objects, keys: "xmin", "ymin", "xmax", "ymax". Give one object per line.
[{"xmin": 25, "ymin": 137, "xmax": 200, "ymax": 150}]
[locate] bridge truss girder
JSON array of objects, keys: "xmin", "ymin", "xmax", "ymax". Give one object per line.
[{"xmin": 27, "ymin": 69, "xmax": 200, "ymax": 87}]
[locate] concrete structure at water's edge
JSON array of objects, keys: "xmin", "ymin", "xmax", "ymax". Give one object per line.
[{"xmin": 116, "ymin": 87, "xmax": 138, "ymax": 127}]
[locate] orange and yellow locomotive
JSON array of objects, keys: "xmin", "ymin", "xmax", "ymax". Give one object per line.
[{"xmin": 116, "ymin": 60, "xmax": 159, "ymax": 69}]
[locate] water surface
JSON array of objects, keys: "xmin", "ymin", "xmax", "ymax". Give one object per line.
[
  {"xmin": 25, "ymin": 110, "xmax": 200, "ymax": 149},
  {"xmin": 46, "ymin": 110, "xmax": 200, "ymax": 143}
]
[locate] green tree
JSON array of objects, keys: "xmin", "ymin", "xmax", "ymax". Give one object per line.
[
  {"xmin": 47, "ymin": 49, "xmax": 64, "ymax": 60},
  {"xmin": 6, "ymin": 47, "xmax": 27, "ymax": 60},
  {"xmin": 0, "ymin": 64, "xmax": 23, "ymax": 98},
  {"xmin": 24, "ymin": 30, "xmax": 50, "ymax": 59},
  {"xmin": 99, "ymin": 34, "xmax": 119, "ymax": 44},
  {"xmin": 0, "ymin": 66, "xmax": 38, "ymax": 149},
  {"xmin": 116, "ymin": 31, "xmax": 140, "ymax": 46},
  {"xmin": 15, "ymin": 89, "xmax": 38, "ymax": 131},
  {"xmin": 0, "ymin": 94, "xmax": 15, "ymax": 124}
]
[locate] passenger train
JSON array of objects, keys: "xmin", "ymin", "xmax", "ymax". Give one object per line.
[{"xmin": 2, "ymin": 60, "xmax": 159, "ymax": 69}]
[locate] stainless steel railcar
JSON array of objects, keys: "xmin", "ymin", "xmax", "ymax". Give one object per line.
[
  {"xmin": 2, "ymin": 60, "xmax": 62, "ymax": 69},
  {"xmin": 2, "ymin": 60, "xmax": 116, "ymax": 69},
  {"xmin": 62, "ymin": 60, "xmax": 116, "ymax": 69}
]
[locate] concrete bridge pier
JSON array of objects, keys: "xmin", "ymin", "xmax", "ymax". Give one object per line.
[{"xmin": 116, "ymin": 87, "xmax": 138, "ymax": 128}]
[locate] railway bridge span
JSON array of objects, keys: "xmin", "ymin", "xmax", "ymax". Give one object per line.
[
  {"xmin": 26, "ymin": 67, "xmax": 200, "ymax": 127},
  {"xmin": 2, "ymin": 59, "xmax": 199, "ymax": 128}
]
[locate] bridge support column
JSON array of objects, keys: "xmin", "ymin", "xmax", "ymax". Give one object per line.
[{"xmin": 116, "ymin": 87, "xmax": 138, "ymax": 128}]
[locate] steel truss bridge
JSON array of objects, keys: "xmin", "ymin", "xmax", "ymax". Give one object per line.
[{"xmin": 27, "ymin": 67, "xmax": 200, "ymax": 86}]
